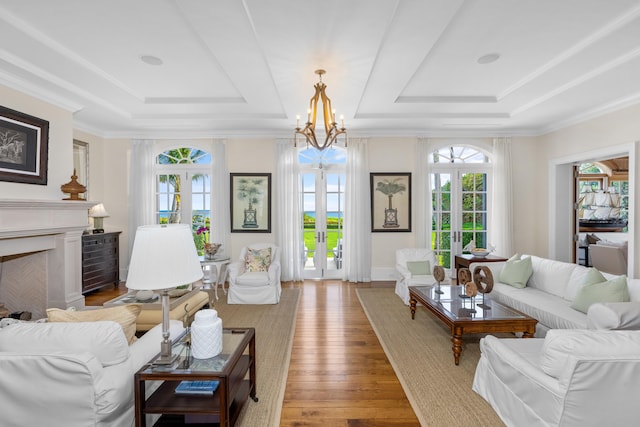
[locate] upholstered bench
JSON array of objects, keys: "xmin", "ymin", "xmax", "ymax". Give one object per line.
[{"xmin": 104, "ymin": 289, "xmax": 209, "ymax": 331}]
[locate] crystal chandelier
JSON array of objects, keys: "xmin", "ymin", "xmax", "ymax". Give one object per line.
[{"xmin": 295, "ymin": 69, "xmax": 347, "ymax": 150}]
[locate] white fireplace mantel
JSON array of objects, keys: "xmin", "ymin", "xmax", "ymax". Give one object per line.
[{"xmin": 0, "ymin": 199, "xmax": 97, "ymax": 316}]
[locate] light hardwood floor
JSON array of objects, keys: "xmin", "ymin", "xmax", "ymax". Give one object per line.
[{"xmin": 86, "ymin": 280, "xmax": 420, "ymax": 426}]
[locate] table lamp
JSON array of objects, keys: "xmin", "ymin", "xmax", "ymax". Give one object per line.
[
  {"xmin": 126, "ymin": 224, "xmax": 204, "ymax": 364},
  {"xmin": 89, "ymin": 203, "xmax": 110, "ymax": 233}
]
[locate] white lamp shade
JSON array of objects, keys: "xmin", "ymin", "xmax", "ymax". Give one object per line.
[
  {"xmin": 89, "ymin": 203, "xmax": 110, "ymax": 218},
  {"xmin": 127, "ymin": 224, "xmax": 203, "ymax": 291}
]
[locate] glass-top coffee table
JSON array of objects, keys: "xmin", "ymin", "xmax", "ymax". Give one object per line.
[
  {"xmin": 409, "ymin": 285, "xmax": 537, "ymax": 365},
  {"xmin": 134, "ymin": 327, "xmax": 256, "ymax": 426}
]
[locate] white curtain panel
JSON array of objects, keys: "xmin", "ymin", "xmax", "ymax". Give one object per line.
[
  {"xmin": 211, "ymin": 140, "xmax": 231, "ymax": 258},
  {"xmin": 128, "ymin": 139, "xmax": 156, "ymax": 258},
  {"xmin": 492, "ymin": 137, "xmax": 514, "ymax": 257},
  {"xmin": 416, "ymin": 138, "xmax": 433, "ymax": 249},
  {"xmin": 275, "ymin": 139, "xmax": 303, "ymax": 281},
  {"xmin": 344, "ymin": 138, "xmax": 371, "ymax": 282}
]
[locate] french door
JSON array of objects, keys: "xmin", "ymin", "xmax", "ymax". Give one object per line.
[
  {"xmin": 431, "ymin": 168, "xmax": 491, "ymax": 274},
  {"xmin": 301, "ymin": 168, "xmax": 345, "ymax": 279}
]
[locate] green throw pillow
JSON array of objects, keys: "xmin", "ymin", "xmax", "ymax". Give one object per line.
[
  {"xmin": 498, "ymin": 254, "xmax": 533, "ymax": 288},
  {"xmin": 406, "ymin": 261, "xmax": 430, "ymax": 276},
  {"xmin": 571, "ymin": 274, "xmax": 630, "ymax": 314}
]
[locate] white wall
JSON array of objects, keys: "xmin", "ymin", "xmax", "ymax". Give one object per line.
[{"xmin": 538, "ymin": 105, "xmax": 640, "ymax": 277}]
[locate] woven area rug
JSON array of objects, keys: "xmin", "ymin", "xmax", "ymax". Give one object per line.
[
  {"xmin": 213, "ymin": 288, "xmax": 300, "ymax": 427},
  {"xmin": 356, "ymin": 288, "xmax": 504, "ymax": 427}
]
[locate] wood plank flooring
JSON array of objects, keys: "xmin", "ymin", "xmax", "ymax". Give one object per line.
[{"xmin": 85, "ymin": 280, "xmax": 420, "ymax": 426}]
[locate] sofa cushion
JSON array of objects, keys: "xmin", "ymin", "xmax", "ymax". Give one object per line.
[
  {"xmin": 47, "ymin": 304, "xmax": 141, "ymax": 344},
  {"xmin": 406, "ymin": 260, "xmax": 430, "ymax": 276},
  {"xmin": 491, "ymin": 283, "xmax": 588, "ymax": 332},
  {"xmin": 587, "ymin": 302, "xmax": 640, "ymax": 330},
  {"xmin": 564, "ymin": 264, "xmax": 592, "ymax": 301},
  {"xmin": 570, "ymin": 275, "xmax": 630, "ymax": 314},
  {"xmin": 0, "ymin": 321, "xmax": 130, "ymax": 366},
  {"xmin": 498, "ymin": 254, "xmax": 533, "ymax": 289},
  {"xmin": 528, "ymin": 256, "xmax": 577, "ymax": 298},
  {"xmin": 540, "ymin": 329, "xmax": 640, "ymax": 379}
]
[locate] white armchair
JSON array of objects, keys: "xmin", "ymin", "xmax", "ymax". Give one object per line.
[
  {"xmin": 473, "ymin": 329, "xmax": 640, "ymax": 426},
  {"xmin": 395, "ymin": 248, "xmax": 440, "ymax": 305},
  {"xmin": 227, "ymin": 243, "xmax": 281, "ymax": 304}
]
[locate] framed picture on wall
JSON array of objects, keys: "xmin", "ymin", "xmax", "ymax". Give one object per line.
[
  {"xmin": 0, "ymin": 106, "xmax": 49, "ymax": 185},
  {"xmin": 370, "ymin": 172, "xmax": 411, "ymax": 232},
  {"xmin": 230, "ymin": 173, "xmax": 271, "ymax": 233}
]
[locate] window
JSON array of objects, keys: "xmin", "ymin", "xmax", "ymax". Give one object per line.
[{"xmin": 155, "ymin": 147, "xmax": 212, "ymax": 254}]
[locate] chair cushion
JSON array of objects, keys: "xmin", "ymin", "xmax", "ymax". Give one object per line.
[
  {"xmin": 587, "ymin": 302, "xmax": 640, "ymax": 330},
  {"xmin": 0, "ymin": 321, "xmax": 130, "ymax": 366},
  {"xmin": 236, "ymin": 271, "xmax": 271, "ymax": 286},
  {"xmin": 406, "ymin": 260, "xmax": 430, "ymax": 276},
  {"xmin": 498, "ymin": 254, "xmax": 533, "ymax": 288},
  {"xmin": 245, "ymin": 247, "xmax": 272, "ymax": 272},
  {"xmin": 570, "ymin": 274, "xmax": 630, "ymax": 314},
  {"xmin": 47, "ymin": 304, "xmax": 141, "ymax": 344}
]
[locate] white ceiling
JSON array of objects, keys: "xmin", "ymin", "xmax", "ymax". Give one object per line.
[{"xmin": 1, "ymin": 0, "xmax": 640, "ymax": 139}]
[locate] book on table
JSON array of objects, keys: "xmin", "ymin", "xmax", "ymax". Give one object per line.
[{"xmin": 175, "ymin": 380, "xmax": 220, "ymax": 395}]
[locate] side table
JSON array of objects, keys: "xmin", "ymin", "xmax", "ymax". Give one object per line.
[
  {"xmin": 200, "ymin": 256, "xmax": 231, "ymax": 302},
  {"xmin": 454, "ymin": 254, "xmax": 508, "ymax": 282},
  {"xmin": 135, "ymin": 327, "xmax": 257, "ymax": 427}
]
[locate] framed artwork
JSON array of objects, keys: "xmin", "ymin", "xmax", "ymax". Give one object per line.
[
  {"xmin": 0, "ymin": 106, "xmax": 49, "ymax": 185},
  {"xmin": 370, "ymin": 172, "xmax": 411, "ymax": 232},
  {"xmin": 231, "ymin": 173, "xmax": 272, "ymax": 233}
]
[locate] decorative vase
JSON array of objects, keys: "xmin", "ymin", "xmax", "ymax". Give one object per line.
[{"xmin": 191, "ymin": 309, "xmax": 223, "ymax": 359}]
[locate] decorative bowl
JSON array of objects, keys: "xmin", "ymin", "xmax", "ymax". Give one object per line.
[{"xmin": 471, "ymin": 248, "xmax": 490, "ymax": 257}]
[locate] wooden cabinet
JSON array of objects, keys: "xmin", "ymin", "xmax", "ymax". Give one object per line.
[{"xmin": 82, "ymin": 231, "xmax": 121, "ymax": 293}]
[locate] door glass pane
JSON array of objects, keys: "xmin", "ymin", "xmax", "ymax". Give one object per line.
[
  {"xmin": 191, "ymin": 174, "xmax": 210, "ymax": 255},
  {"xmin": 156, "ymin": 174, "xmax": 181, "ymax": 224},
  {"xmin": 432, "ymin": 173, "xmax": 452, "ymax": 267},
  {"xmin": 326, "ymin": 173, "xmax": 344, "ymax": 270},
  {"xmin": 302, "ymin": 173, "xmax": 316, "ymax": 268},
  {"xmin": 461, "ymin": 172, "xmax": 488, "ymax": 249}
]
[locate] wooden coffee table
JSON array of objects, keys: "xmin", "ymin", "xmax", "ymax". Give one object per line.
[{"xmin": 409, "ymin": 285, "xmax": 536, "ymax": 365}]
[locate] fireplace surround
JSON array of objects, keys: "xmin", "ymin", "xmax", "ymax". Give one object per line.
[{"xmin": 0, "ymin": 199, "xmax": 96, "ymax": 319}]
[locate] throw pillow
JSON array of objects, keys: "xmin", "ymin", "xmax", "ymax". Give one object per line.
[
  {"xmin": 47, "ymin": 304, "xmax": 142, "ymax": 344},
  {"xmin": 406, "ymin": 260, "xmax": 430, "ymax": 276},
  {"xmin": 498, "ymin": 254, "xmax": 533, "ymax": 288},
  {"xmin": 571, "ymin": 275, "xmax": 630, "ymax": 314},
  {"xmin": 245, "ymin": 247, "xmax": 272, "ymax": 272}
]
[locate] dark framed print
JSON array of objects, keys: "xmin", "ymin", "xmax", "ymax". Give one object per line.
[
  {"xmin": 0, "ymin": 106, "xmax": 49, "ymax": 185},
  {"xmin": 370, "ymin": 172, "xmax": 411, "ymax": 232},
  {"xmin": 231, "ymin": 173, "xmax": 272, "ymax": 233}
]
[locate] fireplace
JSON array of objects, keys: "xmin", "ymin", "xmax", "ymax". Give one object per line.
[{"xmin": 0, "ymin": 199, "xmax": 95, "ymax": 319}]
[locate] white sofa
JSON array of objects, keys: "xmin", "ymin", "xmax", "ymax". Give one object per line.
[
  {"xmin": 473, "ymin": 329, "xmax": 640, "ymax": 426},
  {"xmin": 468, "ymin": 254, "xmax": 640, "ymax": 337},
  {"xmin": 0, "ymin": 319, "xmax": 184, "ymax": 427}
]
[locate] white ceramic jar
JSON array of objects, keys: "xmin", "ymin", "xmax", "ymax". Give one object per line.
[{"xmin": 191, "ymin": 309, "xmax": 223, "ymax": 359}]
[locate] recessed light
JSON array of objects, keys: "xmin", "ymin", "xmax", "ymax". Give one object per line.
[
  {"xmin": 477, "ymin": 53, "xmax": 500, "ymax": 65},
  {"xmin": 140, "ymin": 55, "xmax": 163, "ymax": 66}
]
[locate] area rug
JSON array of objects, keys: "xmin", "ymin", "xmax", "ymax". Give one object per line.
[
  {"xmin": 356, "ymin": 288, "xmax": 504, "ymax": 427},
  {"xmin": 213, "ymin": 288, "xmax": 300, "ymax": 427}
]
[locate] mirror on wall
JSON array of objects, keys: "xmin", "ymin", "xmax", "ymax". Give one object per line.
[{"xmin": 73, "ymin": 139, "xmax": 89, "ymax": 198}]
